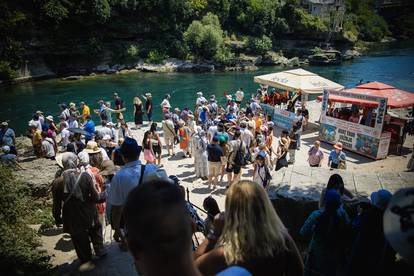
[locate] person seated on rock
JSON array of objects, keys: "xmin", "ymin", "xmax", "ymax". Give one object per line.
[
  {"xmin": 123, "ymin": 178, "xmax": 202, "ymax": 276},
  {"xmin": 300, "ymin": 189, "xmax": 351, "ymax": 276},
  {"xmin": 319, "ymin": 174, "xmax": 356, "ymax": 209},
  {"xmin": 0, "ymin": 145, "xmax": 19, "ymax": 168},
  {"xmin": 194, "ymin": 180, "xmax": 304, "ymax": 276}
]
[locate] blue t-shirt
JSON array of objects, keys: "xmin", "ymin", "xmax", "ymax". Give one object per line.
[
  {"xmin": 207, "ymin": 144, "xmax": 223, "ymax": 162},
  {"xmin": 226, "ymin": 112, "xmax": 236, "ymax": 121},
  {"xmin": 329, "ymin": 150, "xmax": 346, "ymax": 165},
  {"xmin": 83, "ymin": 120, "xmax": 95, "ymax": 138}
]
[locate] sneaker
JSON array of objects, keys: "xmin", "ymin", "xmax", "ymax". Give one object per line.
[{"xmin": 78, "ymin": 261, "xmax": 96, "ymax": 272}]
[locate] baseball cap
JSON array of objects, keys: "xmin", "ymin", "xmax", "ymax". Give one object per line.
[{"xmin": 371, "ymin": 189, "xmax": 392, "ymax": 210}]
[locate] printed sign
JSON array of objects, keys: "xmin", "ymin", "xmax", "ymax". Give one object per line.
[
  {"xmin": 260, "ymin": 103, "xmax": 296, "ymax": 130},
  {"xmin": 273, "ymin": 107, "xmax": 296, "ymax": 130},
  {"xmin": 319, "ymin": 89, "xmax": 390, "ymax": 159}
]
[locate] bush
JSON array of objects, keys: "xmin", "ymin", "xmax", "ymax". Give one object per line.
[
  {"xmin": 292, "ymin": 8, "xmax": 328, "ymax": 34},
  {"xmin": 0, "ymin": 165, "xmax": 52, "ymax": 274},
  {"xmin": 247, "ymin": 35, "xmax": 272, "ymax": 55},
  {"xmin": 357, "ymin": 11, "xmax": 389, "ymax": 41},
  {"xmin": 214, "ymin": 46, "xmax": 235, "ymax": 65},
  {"xmin": 183, "ymin": 12, "xmax": 225, "ymax": 59},
  {"xmin": 145, "ymin": 49, "xmax": 167, "ymax": 64},
  {"xmin": 0, "ymin": 61, "xmax": 19, "ymax": 80}
]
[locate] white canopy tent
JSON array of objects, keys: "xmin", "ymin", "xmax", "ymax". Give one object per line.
[{"xmin": 254, "ymin": 68, "xmax": 344, "ymax": 100}]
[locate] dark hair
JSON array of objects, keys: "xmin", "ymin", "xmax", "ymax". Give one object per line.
[
  {"xmin": 66, "ymin": 143, "xmax": 76, "ymax": 153},
  {"xmin": 327, "ymin": 174, "xmax": 345, "ymax": 195},
  {"xmin": 101, "ymin": 120, "xmax": 107, "ymax": 127},
  {"xmin": 203, "ymin": 196, "xmax": 220, "ymax": 218},
  {"xmin": 150, "ymin": 122, "xmax": 157, "ymax": 132},
  {"xmin": 41, "ymin": 131, "xmax": 48, "ymax": 138},
  {"xmin": 233, "ymin": 130, "xmax": 241, "ymax": 139},
  {"xmin": 123, "ymin": 179, "xmax": 191, "ymax": 261},
  {"xmin": 142, "ymin": 131, "xmax": 151, "ymax": 149}
]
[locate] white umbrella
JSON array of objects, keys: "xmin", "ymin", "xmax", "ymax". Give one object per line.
[{"xmin": 254, "ymin": 68, "xmax": 344, "ymax": 94}]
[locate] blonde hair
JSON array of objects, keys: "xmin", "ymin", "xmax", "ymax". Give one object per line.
[
  {"xmin": 221, "ymin": 180, "xmax": 288, "ymax": 264},
  {"xmin": 133, "ymin": 96, "xmax": 142, "ymax": 105}
]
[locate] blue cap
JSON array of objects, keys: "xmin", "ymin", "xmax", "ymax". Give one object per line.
[
  {"xmin": 121, "ymin": 137, "xmax": 141, "ymax": 157},
  {"xmin": 212, "ymin": 135, "xmax": 219, "ymax": 142},
  {"xmin": 371, "ymin": 189, "xmax": 392, "ymax": 210}
]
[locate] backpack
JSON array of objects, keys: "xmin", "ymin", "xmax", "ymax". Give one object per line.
[
  {"xmin": 296, "ymin": 116, "xmax": 303, "ymax": 129},
  {"xmin": 100, "ymin": 109, "xmax": 108, "ymax": 121},
  {"xmin": 234, "ymin": 141, "xmax": 246, "ymax": 166}
]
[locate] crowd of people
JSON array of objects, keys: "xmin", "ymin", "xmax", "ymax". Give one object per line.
[{"xmin": 0, "ymin": 88, "xmax": 410, "ymax": 275}]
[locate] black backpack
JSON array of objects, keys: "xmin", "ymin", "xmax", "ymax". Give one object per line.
[
  {"xmin": 234, "ymin": 141, "xmax": 246, "ymax": 166},
  {"xmin": 100, "ymin": 109, "xmax": 108, "ymax": 121}
]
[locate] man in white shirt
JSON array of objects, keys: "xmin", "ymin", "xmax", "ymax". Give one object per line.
[
  {"xmin": 240, "ymin": 121, "xmax": 253, "ymax": 149},
  {"xmin": 160, "ymin": 94, "xmax": 171, "ymax": 110},
  {"xmin": 196, "ymin": 91, "xmax": 207, "ymax": 106},
  {"xmin": 235, "ymin": 88, "xmax": 244, "ymax": 104},
  {"xmin": 98, "ymin": 121, "xmax": 112, "ymax": 138},
  {"xmin": 41, "ymin": 132, "xmax": 56, "ymax": 159},
  {"xmin": 250, "ymin": 99, "xmax": 261, "ymax": 114},
  {"xmin": 60, "ymin": 122, "xmax": 70, "ymax": 149},
  {"xmin": 109, "ymin": 137, "xmax": 157, "ymax": 250}
]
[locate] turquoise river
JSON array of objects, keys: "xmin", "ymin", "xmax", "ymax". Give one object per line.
[{"xmin": 1, "ymin": 44, "xmax": 413, "ymax": 134}]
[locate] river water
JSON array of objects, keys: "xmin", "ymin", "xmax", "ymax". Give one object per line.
[{"xmin": 1, "ymin": 45, "xmax": 413, "ymax": 134}]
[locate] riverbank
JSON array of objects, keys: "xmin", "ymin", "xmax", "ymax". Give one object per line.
[{"xmin": 1, "ymin": 38, "xmax": 379, "ymax": 86}]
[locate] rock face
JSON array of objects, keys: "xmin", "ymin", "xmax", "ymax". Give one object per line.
[
  {"xmin": 308, "ymin": 49, "xmax": 342, "ymax": 65},
  {"xmin": 261, "ymin": 51, "xmax": 289, "ymax": 66},
  {"xmin": 342, "ymin": 49, "xmax": 361, "ymax": 61},
  {"xmin": 61, "ymin": 76, "xmax": 82, "ymax": 81}
]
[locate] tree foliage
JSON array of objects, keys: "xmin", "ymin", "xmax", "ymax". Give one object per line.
[
  {"xmin": 0, "ymin": 0, "xmax": 402, "ymax": 80},
  {"xmin": 183, "ymin": 13, "xmax": 225, "ymax": 59},
  {"xmin": 247, "ymin": 35, "xmax": 272, "ymax": 55}
]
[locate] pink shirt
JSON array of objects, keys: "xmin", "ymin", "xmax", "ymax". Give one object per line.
[{"xmin": 308, "ymin": 146, "xmax": 324, "ymax": 166}]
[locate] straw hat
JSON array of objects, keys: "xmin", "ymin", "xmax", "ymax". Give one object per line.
[
  {"xmin": 226, "ymin": 95, "xmax": 233, "ymax": 101},
  {"xmin": 46, "ymin": 115, "xmax": 54, "ymax": 121},
  {"xmin": 145, "ymin": 92, "xmax": 152, "ymax": 97},
  {"xmin": 36, "ymin": 110, "xmax": 43, "ymax": 115},
  {"xmin": 85, "ymin": 141, "xmax": 101, "ymax": 154},
  {"xmin": 174, "ymin": 107, "xmax": 181, "ymax": 112},
  {"xmin": 1, "ymin": 121, "xmax": 8, "ymax": 127},
  {"xmin": 197, "ymin": 91, "xmax": 203, "ymax": 96},
  {"xmin": 99, "ymin": 160, "xmax": 118, "ymax": 176},
  {"xmin": 334, "ymin": 142, "xmax": 343, "ymax": 150},
  {"xmin": 102, "ymin": 134, "xmax": 112, "ymax": 141},
  {"xmin": 69, "ymin": 102, "xmax": 76, "ymax": 108}
]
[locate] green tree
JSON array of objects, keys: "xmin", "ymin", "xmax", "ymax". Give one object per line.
[
  {"xmin": 183, "ymin": 12, "xmax": 225, "ymax": 59},
  {"xmin": 247, "ymin": 35, "xmax": 272, "ymax": 55}
]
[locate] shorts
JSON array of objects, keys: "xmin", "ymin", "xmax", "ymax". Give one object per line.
[
  {"xmin": 226, "ymin": 164, "xmax": 241, "ymax": 174},
  {"xmin": 208, "ymin": 161, "xmax": 221, "ymax": 176},
  {"xmin": 164, "ymin": 136, "xmax": 174, "ymax": 145},
  {"xmin": 153, "ymin": 144, "xmax": 161, "ymax": 155}
]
